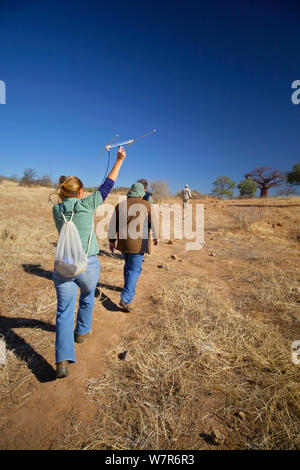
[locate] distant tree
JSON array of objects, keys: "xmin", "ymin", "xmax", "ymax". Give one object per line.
[
  {"xmin": 237, "ymin": 178, "xmax": 258, "ymax": 198},
  {"xmin": 9, "ymin": 174, "xmax": 19, "ymax": 182},
  {"xmin": 19, "ymin": 168, "xmax": 37, "ymax": 187},
  {"xmin": 85, "ymin": 186, "xmax": 97, "ymax": 193},
  {"xmin": 176, "ymin": 189, "xmax": 205, "ymax": 198},
  {"xmin": 191, "ymin": 190, "xmax": 206, "ymax": 199},
  {"xmin": 287, "ymin": 163, "xmax": 300, "ymax": 186},
  {"xmin": 110, "ymin": 186, "xmax": 130, "ymax": 195},
  {"xmin": 276, "ymin": 182, "xmax": 298, "ymax": 197},
  {"xmin": 151, "ymin": 180, "xmax": 171, "ymax": 202},
  {"xmin": 36, "ymin": 174, "xmax": 52, "ymax": 187},
  {"xmin": 245, "ymin": 167, "xmax": 285, "ymax": 198},
  {"xmin": 211, "ymin": 176, "xmax": 235, "ymax": 199}
]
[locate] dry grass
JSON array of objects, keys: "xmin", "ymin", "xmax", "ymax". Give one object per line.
[
  {"xmin": 76, "ymin": 277, "xmax": 300, "ymax": 450},
  {"xmin": 0, "ymin": 183, "xmax": 299, "ymax": 449},
  {"xmin": 227, "ymin": 207, "xmax": 266, "ymax": 232}
]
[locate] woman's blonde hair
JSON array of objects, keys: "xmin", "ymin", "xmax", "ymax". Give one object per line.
[{"xmin": 57, "ymin": 175, "xmax": 83, "ymax": 200}]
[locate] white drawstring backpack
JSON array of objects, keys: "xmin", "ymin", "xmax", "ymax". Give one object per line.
[{"xmin": 54, "ymin": 205, "xmax": 94, "ymax": 278}]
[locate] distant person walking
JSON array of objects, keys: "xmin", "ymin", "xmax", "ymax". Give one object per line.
[
  {"xmin": 182, "ymin": 184, "xmax": 192, "ymax": 208},
  {"xmin": 137, "ymin": 178, "xmax": 153, "ymax": 203},
  {"xmin": 52, "ymin": 147, "xmax": 126, "ymax": 379},
  {"xmin": 108, "ymin": 182, "xmax": 158, "ymax": 312}
]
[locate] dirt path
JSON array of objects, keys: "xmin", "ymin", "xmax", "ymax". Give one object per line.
[
  {"xmin": 2, "ymin": 235, "xmax": 223, "ymax": 450},
  {"xmin": 2, "ymin": 202, "xmax": 264, "ymax": 451},
  {"xmin": 1, "ymin": 184, "xmax": 299, "ymax": 449}
]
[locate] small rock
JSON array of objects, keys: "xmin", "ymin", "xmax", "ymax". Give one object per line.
[
  {"xmin": 198, "ymin": 341, "xmax": 215, "ymax": 353},
  {"xmin": 210, "ymin": 429, "xmax": 225, "ymax": 446},
  {"xmin": 209, "ymin": 252, "xmax": 216, "ymax": 257},
  {"xmin": 118, "ymin": 350, "xmax": 129, "ymax": 361},
  {"xmin": 170, "ymin": 254, "xmax": 177, "ymax": 260},
  {"xmin": 234, "ymin": 410, "xmax": 246, "ymax": 421},
  {"xmin": 292, "ymin": 287, "xmax": 300, "ymax": 294},
  {"xmin": 157, "ymin": 263, "xmax": 169, "ymax": 270}
]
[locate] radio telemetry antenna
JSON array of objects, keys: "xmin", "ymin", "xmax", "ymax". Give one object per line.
[{"xmin": 98, "ymin": 129, "xmax": 156, "ymax": 160}]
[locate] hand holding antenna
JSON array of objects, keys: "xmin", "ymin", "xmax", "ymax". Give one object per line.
[
  {"xmin": 98, "ymin": 129, "xmax": 156, "ymax": 183},
  {"xmin": 117, "ymin": 146, "xmax": 126, "ymax": 162},
  {"xmin": 107, "ymin": 148, "xmax": 126, "ymax": 182}
]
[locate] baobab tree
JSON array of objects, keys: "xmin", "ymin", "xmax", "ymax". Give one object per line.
[{"xmin": 244, "ymin": 167, "xmax": 285, "ymax": 198}]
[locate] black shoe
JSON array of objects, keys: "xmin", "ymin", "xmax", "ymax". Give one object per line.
[{"xmin": 119, "ymin": 300, "xmax": 132, "ymax": 312}]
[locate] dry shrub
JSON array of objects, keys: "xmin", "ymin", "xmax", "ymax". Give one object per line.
[
  {"xmin": 287, "ymin": 230, "xmax": 300, "ymax": 242},
  {"xmin": 232, "ymin": 263, "xmax": 300, "ymax": 325},
  {"xmin": 1, "ymin": 229, "xmax": 17, "ymax": 242},
  {"xmin": 81, "ymin": 277, "xmax": 300, "ymax": 450},
  {"xmin": 0, "ymin": 346, "xmax": 32, "ymax": 426},
  {"xmin": 228, "ymin": 207, "xmax": 266, "ymax": 232},
  {"xmin": 249, "ymin": 268, "xmax": 300, "ymax": 315}
]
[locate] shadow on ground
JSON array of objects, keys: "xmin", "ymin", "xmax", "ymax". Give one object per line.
[
  {"xmin": 98, "ymin": 250, "xmax": 124, "ymax": 260},
  {"xmin": 97, "ymin": 282, "xmax": 122, "ymax": 292},
  {"xmin": 227, "ymin": 203, "xmax": 300, "ymax": 208},
  {"xmin": 22, "ymin": 264, "xmax": 52, "ymax": 280},
  {"xmin": 0, "ymin": 316, "xmax": 56, "ymax": 383},
  {"xmin": 99, "ymin": 293, "xmax": 125, "ymax": 312}
]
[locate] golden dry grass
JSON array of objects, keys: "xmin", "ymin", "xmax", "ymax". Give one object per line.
[
  {"xmin": 0, "ymin": 181, "xmax": 299, "ymax": 449},
  {"xmin": 73, "ymin": 277, "xmax": 300, "ymax": 450}
]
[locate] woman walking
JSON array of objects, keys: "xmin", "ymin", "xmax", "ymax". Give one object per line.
[{"xmin": 52, "ymin": 147, "xmax": 126, "ymax": 378}]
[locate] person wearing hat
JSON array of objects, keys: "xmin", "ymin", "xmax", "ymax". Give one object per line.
[
  {"xmin": 181, "ymin": 184, "xmax": 192, "ymax": 209},
  {"xmin": 137, "ymin": 178, "xmax": 153, "ymax": 204},
  {"xmin": 108, "ymin": 182, "xmax": 158, "ymax": 312}
]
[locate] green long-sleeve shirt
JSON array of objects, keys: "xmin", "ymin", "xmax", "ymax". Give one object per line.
[{"xmin": 53, "ymin": 192, "xmax": 103, "ymax": 256}]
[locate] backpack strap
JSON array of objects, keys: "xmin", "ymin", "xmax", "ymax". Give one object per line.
[
  {"xmin": 86, "ymin": 222, "xmax": 94, "ymax": 257},
  {"xmin": 59, "ymin": 204, "xmax": 74, "ymax": 223}
]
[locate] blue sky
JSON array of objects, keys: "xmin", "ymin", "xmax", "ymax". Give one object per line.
[{"xmin": 0, "ymin": 0, "xmax": 299, "ymax": 194}]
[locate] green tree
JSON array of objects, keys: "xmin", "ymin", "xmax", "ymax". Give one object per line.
[
  {"xmin": 287, "ymin": 163, "xmax": 300, "ymax": 186},
  {"xmin": 237, "ymin": 178, "xmax": 258, "ymax": 198},
  {"xmin": 211, "ymin": 176, "xmax": 235, "ymax": 199}
]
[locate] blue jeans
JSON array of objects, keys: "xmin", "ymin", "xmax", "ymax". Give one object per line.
[
  {"xmin": 121, "ymin": 253, "xmax": 144, "ymax": 304},
  {"xmin": 53, "ymin": 255, "xmax": 100, "ymax": 363}
]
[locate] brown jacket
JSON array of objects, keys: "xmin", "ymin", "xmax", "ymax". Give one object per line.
[{"xmin": 108, "ymin": 197, "xmax": 158, "ymax": 254}]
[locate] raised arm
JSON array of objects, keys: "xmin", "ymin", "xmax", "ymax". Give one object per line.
[
  {"xmin": 83, "ymin": 147, "xmax": 127, "ymax": 210},
  {"xmin": 99, "ymin": 146, "xmax": 127, "ymax": 198},
  {"xmin": 107, "ymin": 146, "xmax": 126, "ymax": 182}
]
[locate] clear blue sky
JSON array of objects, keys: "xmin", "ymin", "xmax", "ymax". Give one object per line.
[{"xmin": 0, "ymin": 0, "xmax": 299, "ymax": 194}]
